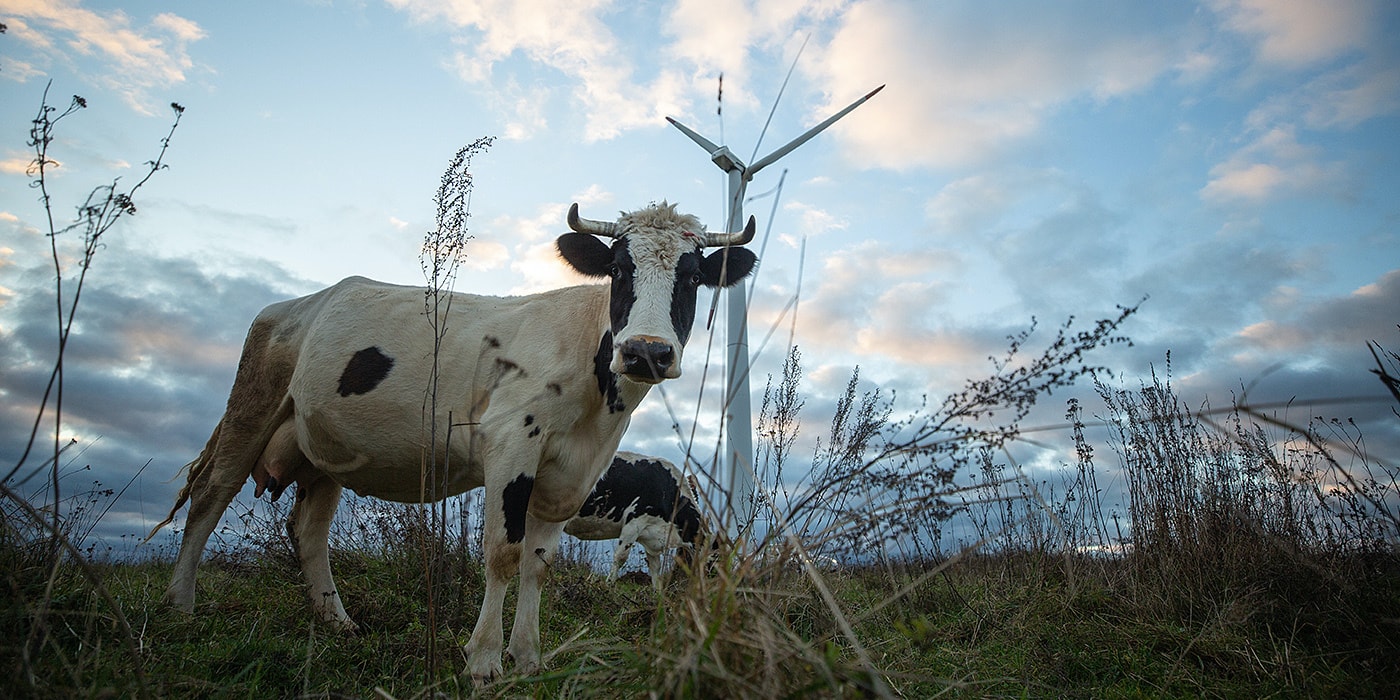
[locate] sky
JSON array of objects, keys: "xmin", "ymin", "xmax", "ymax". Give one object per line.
[{"xmin": 2, "ymin": 0, "xmax": 1398, "ymax": 555}]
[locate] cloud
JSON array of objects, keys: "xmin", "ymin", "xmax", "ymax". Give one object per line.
[
  {"xmin": 0, "ymin": 220, "xmax": 306, "ymax": 540},
  {"xmin": 792, "ymin": 240, "xmax": 992, "ymax": 377},
  {"xmin": 485, "ymin": 200, "xmax": 606, "ymax": 293},
  {"xmin": 1212, "ymin": 0, "xmax": 1376, "ymax": 68},
  {"xmin": 1157, "ymin": 267, "xmax": 1400, "ymax": 462},
  {"xmin": 1124, "ymin": 229, "xmax": 1312, "ymax": 341},
  {"xmin": 389, "ymin": 0, "xmax": 689, "ymax": 141},
  {"xmin": 1199, "ymin": 2, "xmax": 1394, "ymax": 205},
  {"xmin": 782, "ymin": 200, "xmax": 848, "ymax": 239},
  {"xmin": 0, "ymin": 0, "xmax": 206, "ymax": 114},
  {"xmin": 0, "ymin": 156, "xmax": 36, "ymax": 175},
  {"xmin": 383, "ymin": 0, "xmax": 1202, "ymax": 166},
  {"xmin": 662, "ymin": 0, "xmax": 846, "ymax": 115},
  {"xmin": 1201, "ymin": 162, "xmax": 1287, "ymax": 201},
  {"xmin": 927, "ymin": 167, "xmax": 1129, "ymax": 312},
  {"xmin": 808, "ymin": 0, "xmax": 1190, "ymax": 170},
  {"xmin": 1201, "ymin": 126, "xmax": 1345, "ymax": 203},
  {"xmin": 377, "ymin": 0, "xmax": 934, "ymax": 149},
  {"xmin": 1105, "ymin": 248, "xmax": 1400, "ymax": 450},
  {"xmin": 496, "ymin": 80, "xmax": 552, "ymax": 141},
  {"xmin": 509, "ymin": 239, "xmax": 600, "ymax": 295},
  {"xmin": 461, "ymin": 239, "xmax": 510, "ymax": 272},
  {"xmin": 1246, "ymin": 59, "xmax": 1400, "ymax": 132},
  {"xmin": 1225, "ymin": 268, "xmax": 1400, "ymax": 362}
]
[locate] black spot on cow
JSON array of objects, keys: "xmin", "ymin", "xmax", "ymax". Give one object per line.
[
  {"xmin": 502, "ymin": 474, "xmax": 534, "ymax": 544},
  {"xmin": 524, "ymin": 415, "xmax": 534, "ymax": 426},
  {"xmin": 557, "ymin": 234, "xmax": 637, "ymax": 336},
  {"xmin": 593, "ymin": 332, "xmax": 624, "ymax": 413},
  {"xmin": 670, "ymin": 250, "xmax": 704, "ymax": 346},
  {"xmin": 670, "ymin": 248, "xmax": 757, "ymax": 346},
  {"xmin": 547, "ymin": 382, "xmax": 563, "ymax": 395},
  {"xmin": 484, "ymin": 335, "xmax": 501, "ymax": 348},
  {"xmin": 528, "ymin": 426, "xmax": 541, "ymax": 438},
  {"xmin": 337, "ymin": 347, "xmax": 394, "ymax": 397}
]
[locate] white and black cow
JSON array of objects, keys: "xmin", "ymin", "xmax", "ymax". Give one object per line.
[
  {"xmin": 564, "ymin": 451, "xmax": 709, "ymax": 589},
  {"xmin": 147, "ymin": 202, "xmax": 757, "ymax": 682}
]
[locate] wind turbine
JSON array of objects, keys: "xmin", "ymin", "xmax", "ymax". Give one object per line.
[{"xmin": 667, "ymin": 83, "xmax": 884, "ymax": 531}]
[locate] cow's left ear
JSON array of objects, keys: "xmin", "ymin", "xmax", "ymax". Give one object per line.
[
  {"xmin": 557, "ymin": 233, "xmax": 614, "ymax": 277},
  {"xmin": 699, "ymin": 247, "xmax": 757, "ymax": 288}
]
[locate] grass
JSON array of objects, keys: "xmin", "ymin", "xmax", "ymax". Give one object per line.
[{"xmin": 4, "ymin": 544, "xmax": 1397, "ymax": 698}]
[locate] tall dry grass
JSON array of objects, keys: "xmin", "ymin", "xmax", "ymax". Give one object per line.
[{"xmin": 3, "ymin": 85, "xmax": 183, "ymax": 700}]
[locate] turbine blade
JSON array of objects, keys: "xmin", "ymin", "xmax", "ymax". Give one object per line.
[{"xmin": 748, "ymin": 84, "xmax": 885, "ymax": 178}]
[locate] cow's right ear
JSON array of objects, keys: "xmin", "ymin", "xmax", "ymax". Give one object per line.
[{"xmin": 556, "ymin": 233, "xmax": 614, "ymax": 277}]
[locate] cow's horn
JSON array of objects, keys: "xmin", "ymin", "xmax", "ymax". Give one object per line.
[
  {"xmin": 701, "ymin": 215, "xmax": 756, "ymax": 247},
  {"xmin": 567, "ymin": 203, "xmax": 619, "ymax": 238}
]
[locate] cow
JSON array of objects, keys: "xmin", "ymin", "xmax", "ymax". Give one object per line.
[
  {"xmin": 146, "ymin": 201, "xmax": 757, "ymax": 682},
  {"xmin": 564, "ymin": 451, "xmax": 710, "ymax": 589}
]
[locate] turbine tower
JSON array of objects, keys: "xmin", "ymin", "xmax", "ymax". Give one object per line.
[{"xmin": 667, "ymin": 83, "xmax": 884, "ymax": 532}]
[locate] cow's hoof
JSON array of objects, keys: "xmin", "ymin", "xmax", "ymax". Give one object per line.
[
  {"xmin": 467, "ymin": 656, "xmax": 502, "ymax": 687},
  {"xmin": 510, "ymin": 654, "xmax": 541, "ymax": 676},
  {"xmin": 161, "ymin": 592, "xmax": 195, "ymax": 614},
  {"xmin": 469, "ymin": 669, "xmax": 500, "ymax": 688}
]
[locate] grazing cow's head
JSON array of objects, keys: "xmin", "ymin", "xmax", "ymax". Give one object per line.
[{"xmin": 557, "ymin": 202, "xmax": 757, "ymax": 384}]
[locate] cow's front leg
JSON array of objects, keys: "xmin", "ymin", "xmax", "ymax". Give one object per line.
[
  {"xmin": 608, "ymin": 517, "xmax": 646, "ymax": 583},
  {"xmin": 464, "ymin": 464, "xmax": 536, "ymax": 683},
  {"xmin": 506, "ymin": 513, "xmax": 567, "ymax": 674},
  {"xmin": 286, "ymin": 473, "xmax": 353, "ymax": 631}
]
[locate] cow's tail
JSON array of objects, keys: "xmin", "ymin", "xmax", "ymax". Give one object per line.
[{"xmin": 142, "ymin": 419, "xmax": 223, "ymax": 544}]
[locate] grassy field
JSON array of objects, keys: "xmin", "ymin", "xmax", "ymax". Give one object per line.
[{"xmin": 4, "ymin": 532, "xmax": 1398, "ymax": 698}]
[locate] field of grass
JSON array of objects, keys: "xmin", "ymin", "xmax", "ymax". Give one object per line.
[{"xmin": 4, "ymin": 528, "xmax": 1398, "ymax": 698}]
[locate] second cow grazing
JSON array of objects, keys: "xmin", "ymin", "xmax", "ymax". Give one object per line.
[
  {"xmin": 565, "ymin": 451, "xmax": 711, "ymax": 589},
  {"xmin": 148, "ymin": 202, "xmax": 757, "ymax": 683}
]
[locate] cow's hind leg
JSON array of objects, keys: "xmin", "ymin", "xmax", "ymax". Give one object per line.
[
  {"xmin": 287, "ymin": 472, "xmax": 354, "ymax": 632},
  {"xmin": 636, "ymin": 526, "xmax": 670, "ymax": 591},
  {"xmin": 164, "ymin": 443, "xmax": 251, "ymax": 611}
]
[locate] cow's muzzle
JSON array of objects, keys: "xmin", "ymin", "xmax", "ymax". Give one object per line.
[{"xmin": 617, "ymin": 336, "xmax": 679, "ymax": 383}]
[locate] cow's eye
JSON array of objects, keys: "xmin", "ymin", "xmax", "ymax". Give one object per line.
[
  {"xmin": 607, "ymin": 263, "xmax": 620, "ymax": 278},
  {"xmin": 689, "ymin": 272, "xmax": 702, "ymax": 286}
]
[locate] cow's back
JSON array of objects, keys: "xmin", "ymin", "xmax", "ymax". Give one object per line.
[
  {"xmin": 215, "ymin": 281, "xmax": 344, "ymax": 446},
  {"xmin": 566, "ymin": 452, "xmax": 699, "ymax": 540},
  {"xmin": 285, "ymin": 276, "xmax": 611, "ymax": 502}
]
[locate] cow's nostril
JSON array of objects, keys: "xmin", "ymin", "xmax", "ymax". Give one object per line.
[
  {"xmin": 620, "ymin": 337, "xmax": 675, "ymax": 379},
  {"xmin": 653, "ymin": 346, "xmax": 674, "ymax": 370}
]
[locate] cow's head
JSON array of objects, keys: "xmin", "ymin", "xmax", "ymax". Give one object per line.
[{"xmin": 557, "ymin": 202, "xmax": 757, "ymax": 384}]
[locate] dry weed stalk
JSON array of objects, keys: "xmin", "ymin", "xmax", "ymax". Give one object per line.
[{"xmin": 3, "ymin": 83, "xmax": 182, "ymax": 700}]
